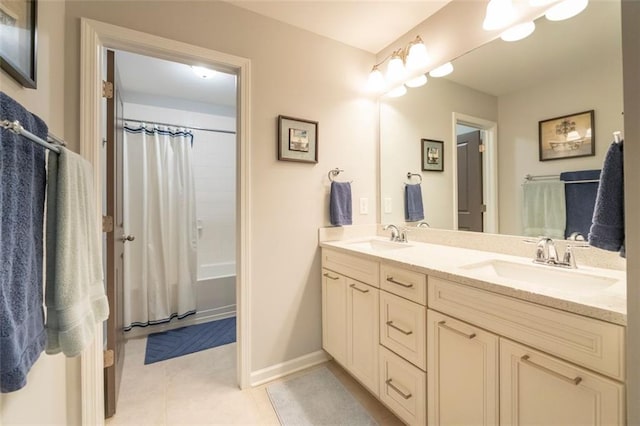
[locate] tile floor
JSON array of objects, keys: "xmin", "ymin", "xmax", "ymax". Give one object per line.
[{"xmin": 106, "ymin": 338, "xmax": 403, "ymax": 425}]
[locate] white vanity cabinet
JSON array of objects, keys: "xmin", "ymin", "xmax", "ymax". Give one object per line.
[
  {"xmin": 321, "ymin": 250, "xmax": 380, "ymax": 395},
  {"xmin": 500, "ymin": 339, "xmax": 624, "ymax": 425},
  {"xmin": 427, "ymin": 309, "xmax": 499, "ymax": 426}
]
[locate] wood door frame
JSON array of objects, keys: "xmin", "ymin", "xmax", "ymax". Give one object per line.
[
  {"xmin": 80, "ymin": 18, "xmax": 252, "ymax": 424},
  {"xmin": 451, "ymin": 112, "xmax": 498, "ymax": 234}
]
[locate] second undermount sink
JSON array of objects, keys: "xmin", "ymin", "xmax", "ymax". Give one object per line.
[
  {"xmin": 345, "ymin": 238, "xmax": 412, "ymax": 252},
  {"xmin": 460, "ymin": 259, "xmax": 620, "ymax": 295}
]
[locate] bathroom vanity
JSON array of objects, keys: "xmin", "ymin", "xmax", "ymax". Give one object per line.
[{"xmin": 319, "ymin": 231, "xmax": 626, "ymax": 425}]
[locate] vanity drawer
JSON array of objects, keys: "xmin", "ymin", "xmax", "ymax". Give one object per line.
[
  {"xmin": 379, "ymin": 345, "xmax": 426, "ymax": 426},
  {"xmin": 380, "ymin": 264, "xmax": 426, "ymax": 305},
  {"xmin": 380, "ymin": 290, "xmax": 426, "ymax": 370},
  {"xmin": 322, "ymin": 249, "xmax": 379, "ymax": 287},
  {"xmin": 428, "ymin": 277, "xmax": 625, "ymax": 381}
]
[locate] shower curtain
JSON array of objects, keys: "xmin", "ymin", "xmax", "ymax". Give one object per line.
[{"xmin": 123, "ymin": 124, "xmax": 197, "ymax": 330}]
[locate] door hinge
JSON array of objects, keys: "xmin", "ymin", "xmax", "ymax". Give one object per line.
[
  {"xmin": 102, "ymin": 215, "xmax": 114, "ymax": 233},
  {"xmin": 104, "ymin": 349, "xmax": 114, "ymax": 368},
  {"xmin": 478, "ymin": 144, "xmax": 486, "ymax": 153},
  {"xmin": 481, "ymin": 204, "xmax": 487, "ymax": 213},
  {"xmin": 102, "ymin": 80, "xmax": 114, "ymax": 99}
]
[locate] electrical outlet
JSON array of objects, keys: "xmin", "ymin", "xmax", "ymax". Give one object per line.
[
  {"xmin": 359, "ymin": 197, "xmax": 368, "ymax": 215},
  {"xmin": 384, "ymin": 198, "xmax": 393, "ymax": 214}
]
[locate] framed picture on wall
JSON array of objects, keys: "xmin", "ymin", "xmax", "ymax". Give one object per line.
[
  {"xmin": 422, "ymin": 139, "xmax": 444, "ymax": 172},
  {"xmin": 539, "ymin": 110, "xmax": 595, "ymax": 161},
  {"xmin": 277, "ymin": 115, "xmax": 318, "ymax": 163},
  {"xmin": 0, "ymin": 0, "xmax": 37, "ymax": 88}
]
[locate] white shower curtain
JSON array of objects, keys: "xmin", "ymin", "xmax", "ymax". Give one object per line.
[{"xmin": 123, "ymin": 124, "xmax": 197, "ymax": 330}]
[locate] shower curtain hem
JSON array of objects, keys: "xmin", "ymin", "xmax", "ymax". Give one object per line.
[{"xmin": 123, "ymin": 310, "xmax": 197, "ymax": 332}]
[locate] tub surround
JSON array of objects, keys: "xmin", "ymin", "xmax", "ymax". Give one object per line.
[{"xmin": 319, "ymin": 226, "xmax": 626, "ymax": 325}]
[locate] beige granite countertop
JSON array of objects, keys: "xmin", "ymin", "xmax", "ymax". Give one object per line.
[{"xmin": 320, "ymin": 236, "xmax": 627, "ymax": 326}]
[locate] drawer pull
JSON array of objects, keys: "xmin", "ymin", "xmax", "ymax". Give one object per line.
[
  {"xmin": 521, "ymin": 355, "xmax": 583, "ymax": 386},
  {"xmin": 386, "ymin": 321, "xmax": 413, "ymax": 335},
  {"xmin": 350, "ymin": 283, "xmax": 369, "ymax": 293},
  {"xmin": 385, "ymin": 379, "xmax": 412, "ymax": 400},
  {"xmin": 438, "ymin": 321, "xmax": 476, "ymax": 339},
  {"xmin": 386, "ymin": 276, "xmax": 414, "ymax": 288},
  {"xmin": 323, "ymin": 273, "xmax": 340, "ymax": 280}
]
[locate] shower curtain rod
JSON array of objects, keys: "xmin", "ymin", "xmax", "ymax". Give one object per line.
[{"xmin": 124, "ymin": 118, "xmax": 236, "ymax": 135}]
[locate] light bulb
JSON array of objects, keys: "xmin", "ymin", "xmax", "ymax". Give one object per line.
[
  {"xmin": 529, "ymin": 0, "xmax": 555, "ymax": 5},
  {"xmin": 406, "ymin": 37, "xmax": 430, "ymax": 71},
  {"xmin": 405, "ymin": 74, "xmax": 427, "ymax": 88},
  {"xmin": 483, "ymin": 0, "xmax": 516, "ymax": 31},
  {"xmin": 387, "ymin": 85, "xmax": 407, "ymax": 98},
  {"xmin": 367, "ymin": 66, "xmax": 385, "ymax": 92},
  {"xmin": 545, "ymin": 0, "xmax": 588, "ymax": 21},
  {"xmin": 429, "ymin": 62, "xmax": 454, "ymax": 78},
  {"xmin": 500, "ymin": 21, "xmax": 536, "ymax": 41},
  {"xmin": 386, "ymin": 51, "xmax": 406, "ymax": 83},
  {"xmin": 191, "ymin": 66, "xmax": 216, "ymax": 79}
]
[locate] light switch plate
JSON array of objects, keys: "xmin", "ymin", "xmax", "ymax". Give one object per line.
[
  {"xmin": 359, "ymin": 197, "xmax": 368, "ymax": 215},
  {"xmin": 384, "ymin": 198, "xmax": 393, "ymax": 214}
]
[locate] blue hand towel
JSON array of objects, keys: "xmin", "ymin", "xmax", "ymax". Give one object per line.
[
  {"xmin": 45, "ymin": 147, "xmax": 110, "ymax": 356},
  {"xmin": 589, "ymin": 141, "xmax": 624, "ymax": 257},
  {"xmin": 0, "ymin": 92, "xmax": 47, "ymax": 393},
  {"xmin": 560, "ymin": 169, "xmax": 601, "ymax": 239},
  {"xmin": 405, "ymin": 183, "xmax": 425, "ymax": 222},
  {"xmin": 330, "ymin": 181, "xmax": 352, "ymax": 226}
]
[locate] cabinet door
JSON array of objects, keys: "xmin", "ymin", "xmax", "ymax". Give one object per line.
[
  {"xmin": 322, "ymin": 269, "xmax": 347, "ymax": 365},
  {"xmin": 500, "ymin": 339, "xmax": 625, "ymax": 426},
  {"xmin": 427, "ymin": 310, "xmax": 499, "ymax": 426},
  {"xmin": 347, "ymin": 279, "xmax": 379, "ymax": 396}
]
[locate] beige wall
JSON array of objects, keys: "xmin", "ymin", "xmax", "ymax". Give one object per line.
[
  {"xmin": 63, "ymin": 0, "xmax": 378, "ymax": 373},
  {"xmin": 380, "ymin": 77, "xmax": 498, "ymax": 228},
  {"xmin": 0, "ymin": 1, "xmax": 81, "ymax": 425},
  {"xmin": 498, "ymin": 59, "xmax": 624, "ymax": 235}
]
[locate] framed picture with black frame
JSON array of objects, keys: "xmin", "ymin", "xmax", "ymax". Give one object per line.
[
  {"xmin": 0, "ymin": 0, "xmax": 37, "ymax": 88},
  {"xmin": 538, "ymin": 110, "xmax": 595, "ymax": 161},
  {"xmin": 421, "ymin": 138, "xmax": 444, "ymax": 172},
  {"xmin": 277, "ymin": 115, "xmax": 318, "ymax": 163}
]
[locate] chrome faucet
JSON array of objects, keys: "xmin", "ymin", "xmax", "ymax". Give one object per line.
[
  {"xmin": 532, "ymin": 236, "xmax": 586, "ymax": 269},
  {"xmin": 383, "ymin": 224, "xmax": 400, "ymax": 241},
  {"xmin": 417, "ymin": 221, "xmax": 430, "ymax": 228},
  {"xmin": 383, "ymin": 224, "xmax": 408, "ymax": 242}
]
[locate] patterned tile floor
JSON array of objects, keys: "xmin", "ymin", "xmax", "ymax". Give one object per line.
[{"xmin": 106, "ymin": 337, "xmax": 402, "ymax": 425}]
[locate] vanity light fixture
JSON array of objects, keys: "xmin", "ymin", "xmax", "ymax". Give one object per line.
[
  {"xmin": 387, "ymin": 85, "xmax": 408, "ymax": 98},
  {"xmin": 367, "ymin": 35, "xmax": 431, "ymax": 93},
  {"xmin": 191, "ymin": 66, "xmax": 216, "ymax": 79},
  {"xmin": 405, "ymin": 74, "xmax": 428, "ymax": 88},
  {"xmin": 501, "ymin": 21, "xmax": 536, "ymax": 41},
  {"xmin": 429, "ymin": 62, "xmax": 454, "ymax": 78},
  {"xmin": 482, "ymin": 0, "xmax": 516, "ymax": 30},
  {"xmin": 544, "ymin": 0, "xmax": 589, "ymax": 21}
]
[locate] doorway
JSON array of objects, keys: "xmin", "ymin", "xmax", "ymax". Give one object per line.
[
  {"xmin": 79, "ymin": 18, "xmax": 251, "ymax": 423},
  {"xmin": 451, "ymin": 113, "xmax": 499, "ymax": 233}
]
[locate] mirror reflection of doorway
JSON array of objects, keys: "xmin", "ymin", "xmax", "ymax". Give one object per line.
[{"xmin": 457, "ymin": 128, "xmax": 484, "ymax": 232}]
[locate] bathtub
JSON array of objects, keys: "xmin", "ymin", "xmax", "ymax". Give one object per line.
[{"xmin": 196, "ymin": 262, "xmax": 237, "ymax": 319}]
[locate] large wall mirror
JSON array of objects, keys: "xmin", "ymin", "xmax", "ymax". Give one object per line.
[{"xmin": 380, "ymin": 0, "xmax": 622, "ymax": 237}]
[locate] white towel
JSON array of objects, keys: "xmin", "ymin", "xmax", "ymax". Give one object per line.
[
  {"xmin": 45, "ymin": 148, "xmax": 109, "ymax": 356},
  {"xmin": 522, "ymin": 181, "xmax": 566, "ymax": 239}
]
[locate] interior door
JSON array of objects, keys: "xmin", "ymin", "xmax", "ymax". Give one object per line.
[
  {"xmin": 457, "ymin": 130, "xmax": 484, "ymax": 232},
  {"xmin": 104, "ymin": 49, "xmax": 126, "ymax": 418}
]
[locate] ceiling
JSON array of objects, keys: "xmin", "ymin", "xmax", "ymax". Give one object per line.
[
  {"xmin": 117, "ymin": 0, "xmax": 450, "ymax": 112},
  {"xmin": 225, "ymin": 1, "xmax": 451, "ymax": 54}
]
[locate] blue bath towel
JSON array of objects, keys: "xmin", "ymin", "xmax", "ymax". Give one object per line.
[
  {"xmin": 560, "ymin": 169, "xmax": 601, "ymax": 239},
  {"xmin": 589, "ymin": 141, "xmax": 625, "ymax": 257},
  {"xmin": 0, "ymin": 92, "xmax": 47, "ymax": 393},
  {"xmin": 405, "ymin": 183, "xmax": 425, "ymax": 222},
  {"xmin": 330, "ymin": 181, "xmax": 352, "ymax": 226}
]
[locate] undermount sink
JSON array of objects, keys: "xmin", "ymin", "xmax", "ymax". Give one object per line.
[
  {"xmin": 345, "ymin": 238, "xmax": 412, "ymax": 252},
  {"xmin": 460, "ymin": 259, "xmax": 619, "ymax": 295}
]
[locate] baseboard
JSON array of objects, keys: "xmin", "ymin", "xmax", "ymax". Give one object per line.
[
  {"xmin": 124, "ymin": 305, "xmax": 236, "ymax": 339},
  {"xmin": 250, "ymin": 350, "xmax": 331, "ymax": 387}
]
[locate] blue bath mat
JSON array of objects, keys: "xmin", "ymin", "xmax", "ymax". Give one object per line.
[{"xmin": 144, "ymin": 317, "xmax": 236, "ymax": 364}]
